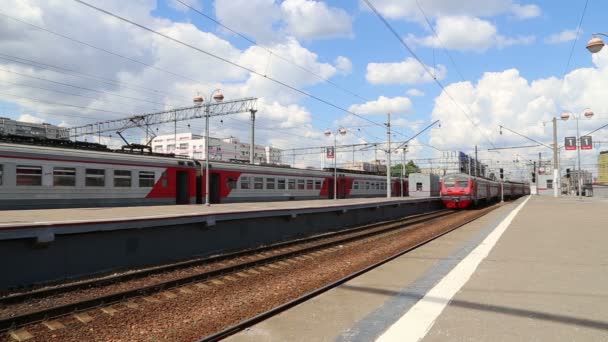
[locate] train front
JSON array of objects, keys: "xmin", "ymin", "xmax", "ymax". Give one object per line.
[{"xmin": 440, "ymin": 174, "xmax": 473, "ymax": 209}]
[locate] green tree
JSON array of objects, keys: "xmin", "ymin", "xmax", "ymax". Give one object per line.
[{"xmin": 391, "ymin": 160, "xmax": 420, "ymax": 176}]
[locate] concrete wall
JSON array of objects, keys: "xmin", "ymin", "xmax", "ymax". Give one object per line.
[
  {"xmin": 409, "ymin": 173, "xmax": 440, "ymax": 197},
  {"xmin": 0, "ymin": 199, "xmax": 442, "ymax": 289}
]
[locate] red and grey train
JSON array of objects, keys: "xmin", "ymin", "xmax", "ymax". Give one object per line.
[
  {"xmin": 440, "ymin": 173, "xmax": 529, "ymax": 209},
  {"xmin": 0, "ymin": 141, "xmax": 409, "ymax": 210}
]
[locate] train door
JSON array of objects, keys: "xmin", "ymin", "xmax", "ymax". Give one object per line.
[
  {"xmin": 196, "ymin": 172, "xmax": 203, "ymax": 204},
  {"xmin": 176, "ymin": 170, "xmax": 189, "ymax": 204},
  {"xmin": 327, "ymin": 178, "xmax": 334, "ymax": 199},
  {"xmin": 210, "ymin": 173, "xmax": 221, "ymax": 204},
  {"xmin": 338, "ymin": 177, "xmax": 346, "ymax": 199}
]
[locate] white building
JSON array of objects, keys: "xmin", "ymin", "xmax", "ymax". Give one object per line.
[{"xmin": 151, "ymin": 133, "xmax": 282, "ymax": 164}]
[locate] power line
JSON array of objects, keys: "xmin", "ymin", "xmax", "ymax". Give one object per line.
[
  {"xmin": 72, "ymin": 0, "xmax": 390, "ymax": 132},
  {"xmin": 562, "ymin": 0, "xmax": 590, "ymax": 78},
  {"xmin": 0, "ymin": 91, "xmax": 131, "ymax": 116},
  {"xmin": 174, "ymin": 0, "xmax": 368, "ymax": 102},
  {"xmin": 362, "ymin": 0, "xmax": 496, "ymax": 149}
]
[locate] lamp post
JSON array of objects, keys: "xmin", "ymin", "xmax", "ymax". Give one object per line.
[
  {"xmin": 194, "ymin": 89, "xmax": 224, "ymax": 206},
  {"xmin": 324, "ymin": 128, "xmax": 347, "ymax": 200},
  {"xmin": 401, "ymin": 145, "xmax": 407, "ymax": 198},
  {"xmin": 586, "ymin": 33, "xmax": 608, "ymax": 54},
  {"xmin": 561, "ymin": 109, "xmax": 594, "ymax": 199}
]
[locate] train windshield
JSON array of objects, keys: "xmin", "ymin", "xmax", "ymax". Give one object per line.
[{"xmin": 444, "ymin": 175, "xmax": 470, "ymax": 188}]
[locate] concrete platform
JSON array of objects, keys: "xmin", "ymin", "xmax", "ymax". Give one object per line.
[
  {"xmin": 0, "ymin": 197, "xmax": 441, "ymax": 289},
  {"xmin": 228, "ymin": 196, "xmax": 608, "ymax": 341}
]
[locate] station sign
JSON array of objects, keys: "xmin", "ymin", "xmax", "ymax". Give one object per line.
[
  {"xmin": 564, "ymin": 137, "xmax": 577, "ymax": 151},
  {"xmin": 581, "ymin": 136, "xmax": 593, "ymax": 150},
  {"xmin": 326, "ymin": 146, "xmax": 335, "ymax": 159}
]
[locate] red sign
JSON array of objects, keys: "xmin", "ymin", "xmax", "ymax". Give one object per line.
[
  {"xmin": 564, "ymin": 137, "xmax": 576, "ymax": 151},
  {"xmin": 326, "ymin": 146, "xmax": 335, "ymax": 159},
  {"xmin": 581, "ymin": 136, "xmax": 593, "ymax": 150}
]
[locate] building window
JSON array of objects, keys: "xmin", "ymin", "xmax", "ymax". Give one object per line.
[
  {"xmin": 179, "ymin": 143, "xmax": 188, "ymax": 150},
  {"xmin": 114, "ymin": 170, "xmax": 132, "ymax": 187},
  {"xmin": 546, "ymin": 180, "xmax": 553, "ymax": 189},
  {"xmin": 16, "ymin": 165, "xmax": 42, "ymax": 186},
  {"xmin": 240, "ymin": 176, "xmax": 251, "ymax": 189},
  {"xmin": 154, "ymin": 146, "xmax": 163, "ymax": 152},
  {"xmin": 278, "ymin": 178, "xmax": 286, "ymax": 190},
  {"xmin": 227, "ymin": 177, "xmax": 237, "ymax": 189},
  {"xmin": 315, "ymin": 180, "xmax": 322, "ymax": 190},
  {"xmin": 254, "ymin": 177, "xmax": 264, "ymax": 189},
  {"xmin": 139, "ymin": 171, "xmax": 155, "ymax": 187},
  {"xmin": 297, "ymin": 179, "xmax": 305, "ymax": 190},
  {"xmin": 416, "ymin": 182, "xmax": 423, "ymax": 191},
  {"xmin": 288, "ymin": 179, "xmax": 296, "ymax": 190},
  {"xmin": 53, "ymin": 167, "xmax": 76, "ymax": 186},
  {"xmin": 306, "ymin": 179, "xmax": 313, "ymax": 190},
  {"xmin": 266, "ymin": 178, "xmax": 275, "ymax": 190},
  {"xmin": 166, "ymin": 144, "xmax": 175, "ymax": 151},
  {"xmin": 86, "ymin": 169, "xmax": 105, "ymax": 187}
]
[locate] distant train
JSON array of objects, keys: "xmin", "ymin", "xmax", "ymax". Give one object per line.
[
  {"xmin": 440, "ymin": 173, "xmax": 529, "ymax": 209},
  {"xmin": 0, "ymin": 141, "xmax": 409, "ymax": 210}
]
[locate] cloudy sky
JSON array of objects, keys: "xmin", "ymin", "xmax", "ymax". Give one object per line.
[{"xmin": 1, "ymin": 0, "xmax": 607, "ymax": 179}]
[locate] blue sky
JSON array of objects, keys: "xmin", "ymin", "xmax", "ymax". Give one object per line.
[{"xmin": 2, "ymin": 0, "xmax": 608, "ymax": 178}]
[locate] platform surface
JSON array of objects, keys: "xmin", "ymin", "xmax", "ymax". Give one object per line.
[
  {"xmin": 0, "ymin": 196, "xmax": 436, "ymax": 229},
  {"xmin": 228, "ymin": 196, "xmax": 608, "ymax": 341}
]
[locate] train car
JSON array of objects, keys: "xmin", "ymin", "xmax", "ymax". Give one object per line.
[
  {"xmin": 440, "ymin": 173, "xmax": 528, "ymax": 209},
  {"xmin": 0, "ymin": 142, "xmax": 199, "ymax": 209},
  {"xmin": 0, "ymin": 141, "xmax": 410, "ymax": 209}
]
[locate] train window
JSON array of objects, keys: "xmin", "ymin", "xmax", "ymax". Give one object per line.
[
  {"xmin": 16, "ymin": 165, "xmax": 42, "ymax": 186},
  {"xmin": 86, "ymin": 169, "xmax": 105, "ymax": 187},
  {"xmin": 457, "ymin": 180, "xmax": 469, "ymax": 188},
  {"xmin": 353, "ymin": 181, "xmax": 359, "ymax": 190},
  {"xmin": 365, "ymin": 182, "xmax": 370, "ymax": 190},
  {"xmin": 254, "ymin": 177, "xmax": 264, "ymax": 190},
  {"xmin": 139, "ymin": 171, "xmax": 155, "ymax": 187},
  {"xmin": 277, "ymin": 178, "xmax": 286, "ymax": 190},
  {"xmin": 114, "ymin": 170, "xmax": 132, "ymax": 187},
  {"xmin": 297, "ymin": 179, "xmax": 305, "ymax": 190},
  {"xmin": 266, "ymin": 178, "xmax": 275, "ymax": 190},
  {"xmin": 226, "ymin": 177, "xmax": 237, "ymax": 189},
  {"xmin": 161, "ymin": 171, "xmax": 168, "ymax": 187},
  {"xmin": 0, "ymin": 165, "xmax": 2, "ymax": 186},
  {"xmin": 314, "ymin": 180, "xmax": 322, "ymax": 190},
  {"xmin": 240, "ymin": 176, "xmax": 251, "ymax": 189},
  {"xmin": 288, "ymin": 179, "xmax": 296, "ymax": 190},
  {"xmin": 444, "ymin": 180, "xmax": 455, "ymax": 188},
  {"xmin": 53, "ymin": 167, "xmax": 76, "ymax": 186},
  {"xmin": 306, "ymin": 179, "xmax": 313, "ymax": 190}
]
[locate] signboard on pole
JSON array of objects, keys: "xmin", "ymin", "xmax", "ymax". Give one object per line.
[
  {"xmin": 326, "ymin": 146, "xmax": 335, "ymax": 159},
  {"xmin": 564, "ymin": 137, "xmax": 577, "ymax": 151},
  {"xmin": 581, "ymin": 135, "xmax": 593, "ymax": 150}
]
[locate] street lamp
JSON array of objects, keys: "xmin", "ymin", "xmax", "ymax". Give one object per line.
[
  {"xmin": 586, "ymin": 33, "xmax": 608, "ymax": 54},
  {"xmin": 561, "ymin": 109, "xmax": 594, "ymax": 199},
  {"xmin": 194, "ymin": 89, "xmax": 224, "ymax": 206},
  {"xmin": 324, "ymin": 128, "xmax": 347, "ymax": 200}
]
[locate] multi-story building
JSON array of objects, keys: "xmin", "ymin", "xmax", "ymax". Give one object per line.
[
  {"xmin": 151, "ymin": 133, "xmax": 282, "ymax": 164},
  {"xmin": 598, "ymin": 151, "xmax": 608, "ymax": 184},
  {"xmin": 0, "ymin": 117, "xmax": 69, "ymax": 140}
]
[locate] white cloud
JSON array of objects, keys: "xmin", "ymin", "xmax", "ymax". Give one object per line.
[
  {"xmin": 18, "ymin": 113, "xmax": 44, "ymax": 124},
  {"xmin": 406, "ymin": 16, "xmax": 535, "ymax": 52},
  {"xmin": 168, "ymin": 0, "xmax": 202, "ymax": 12},
  {"xmin": 349, "ymin": 96, "xmax": 412, "ymax": 115},
  {"xmin": 215, "ymin": 0, "xmax": 282, "ymax": 43},
  {"xmin": 406, "ymin": 89, "xmax": 425, "ymax": 97},
  {"xmin": 364, "ymin": 0, "xmax": 540, "ymax": 21},
  {"xmin": 334, "ymin": 56, "xmax": 353, "ymax": 75},
  {"xmin": 545, "ymin": 29, "xmax": 579, "ymax": 44},
  {"xmin": 281, "ymin": 0, "xmax": 353, "ymax": 40},
  {"xmin": 366, "ymin": 57, "xmax": 446, "ymax": 85},
  {"xmin": 510, "ymin": 3, "xmax": 541, "ymax": 19}
]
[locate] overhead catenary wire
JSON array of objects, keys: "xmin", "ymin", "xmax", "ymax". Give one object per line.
[{"xmin": 362, "ymin": 0, "xmax": 497, "ymax": 149}]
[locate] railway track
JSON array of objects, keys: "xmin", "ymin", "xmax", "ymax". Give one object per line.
[
  {"xmin": 199, "ymin": 204, "xmax": 500, "ymax": 341},
  {"xmin": 0, "ymin": 208, "xmax": 455, "ymax": 333}
]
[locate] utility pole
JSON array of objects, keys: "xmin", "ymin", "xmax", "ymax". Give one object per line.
[
  {"xmin": 474, "ymin": 145, "xmax": 478, "ymax": 178},
  {"xmin": 538, "ymin": 152, "xmax": 541, "ymax": 196},
  {"xmin": 401, "ymin": 145, "xmax": 407, "ymax": 197},
  {"xmin": 249, "ymin": 109, "xmax": 257, "ymax": 164},
  {"xmin": 386, "ymin": 112, "xmax": 392, "ymax": 198},
  {"xmin": 552, "ymin": 117, "xmax": 559, "ymax": 197}
]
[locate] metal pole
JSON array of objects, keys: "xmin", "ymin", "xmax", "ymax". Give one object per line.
[
  {"xmin": 537, "ymin": 153, "xmax": 541, "ymax": 196},
  {"xmin": 401, "ymin": 146, "xmax": 406, "ymax": 197},
  {"xmin": 333, "ymin": 133, "xmax": 337, "ymax": 200},
  {"xmin": 386, "ymin": 112, "xmax": 392, "ymax": 198},
  {"xmin": 250, "ymin": 109, "xmax": 256, "ymax": 164},
  {"xmin": 552, "ymin": 117, "xmax": 559, "ymax": 197},
  {"xmin": 205, "ymin": 106, "xmax": 210, "ymax": 206},
  {"xmin": 576, "ymin": 117, "xmax": 582, "ymax": 199},
  {"xmin": 474, "ymin": 145, "xmax": 478, "ymax": 178},
  {"xmin": 174, "ymin": 111, "xmax": 177, "ymax": 153}
]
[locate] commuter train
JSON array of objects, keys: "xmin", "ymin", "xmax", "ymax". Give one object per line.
[
  {"xmin": 440, "ymin": 173, "xmax": 529, "ymax": 209},
  {"xmin": 0, "ymin": 141, "xmax": 409, "ymax": 210}
]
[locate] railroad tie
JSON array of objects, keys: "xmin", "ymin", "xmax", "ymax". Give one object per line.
[
  {"xmin": 9, "ymin": 329, "xmax": 34, "ymax": 341},
  {"xmin": 73, "ymin": 312, "xmax": 93, "ymax": 324},
  {"xmin": 161, "ymin": 291, "xmax": 177, "ymax": 299},
  {"xmin": 101, "ymin": 307, "xmax": 118, "ymax": 316},
  {"xmin": 179, "ymin": 287, "xmax": 194, "ymax": 294},
  {"xmin": 42, "ymin": 320, "xmax": 65, "ymax": 331}
]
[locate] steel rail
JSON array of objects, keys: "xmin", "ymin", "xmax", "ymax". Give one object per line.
[
  {"xmin": 0, "ymin": 209, "xmax": 454, "ymax": 332},
  {"xmin": 199, "ymin": 204, "xmax": 500, "ymax": 341}
]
